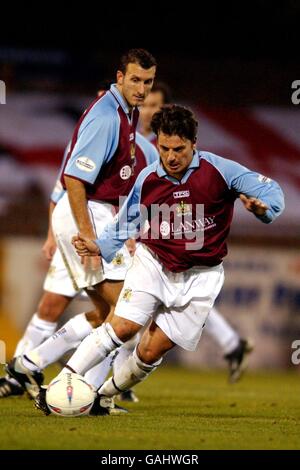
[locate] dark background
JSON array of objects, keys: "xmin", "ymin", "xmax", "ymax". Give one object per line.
[{"xmin": 1, "ymin": 0, "xmax": 299, "ymax": 105}]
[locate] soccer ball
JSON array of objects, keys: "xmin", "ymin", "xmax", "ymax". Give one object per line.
[{"xmin": 46, "ymin": 373, "xmax": 96, "ymax": 417}]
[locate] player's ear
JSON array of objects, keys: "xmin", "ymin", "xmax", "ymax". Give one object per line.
[
  {"xmin": 193, "ymin": 138, "xmax": 197, "ymax": 150},
  {"xmin": 116, "ymin": 70, "xmax": 124, "ymax": 86}
]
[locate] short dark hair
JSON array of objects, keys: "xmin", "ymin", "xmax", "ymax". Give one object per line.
[
  {"xmin": 151, "ymin": 81, "xmax": 172, "ymax": 104},
  {"xmin": 151, "ymin": 105, "xmax": 198, "ymax": 142},
  {"xmin": 119, "ymin": 48, "xmax": 157, "ymax": 74}
]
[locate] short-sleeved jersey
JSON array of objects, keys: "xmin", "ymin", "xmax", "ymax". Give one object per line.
[
  {"xmin": 98, "ymin": 150, "xmax": 285, "ymax": 272},
  {"xmin": 62, "ymin": 84, "xmax": 146, "ymax": 207},
  {"xmin": 51, "ymin": 132, "xmax": 158, "ymax": 205}
]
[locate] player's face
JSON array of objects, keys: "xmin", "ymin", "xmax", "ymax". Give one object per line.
[
  {"xmin": 139, "ymin": 91, "xmax": 164, "ymax": 131},
  {"xmin": 117, "ymin": 63, "xmax": 156, "ymax": 108},
  {"xmin": 158, "ymin": 132, "xmax": 196, "ymax": 180}
]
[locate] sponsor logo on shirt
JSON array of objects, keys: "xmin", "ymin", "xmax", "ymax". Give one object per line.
[
  {"xmin": 120, "ymin": 165, "xmax": 132, "ymax": 180},
  {"xmin": 129, "ymin": 132, "xmax": 135, "ymax": 141},
  {"xmin": 158, "ymin": 216, "xmax": 216, "ymax": 238},
  {"xmin": 173, "ymin": 190, "xmax": 190, "ymax": 199},
  {"xmin": 75, "ymin": 157, "xmax": 96, "ymax": 172},
  {"xmin": 171, "ymin": 216, "xmax": 216, "ymax": 235},
  {"xmin": 258, "ymin": 174, "xmax": 272, "ymax": 184}
]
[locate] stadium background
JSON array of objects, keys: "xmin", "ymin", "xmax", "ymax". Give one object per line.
[{"xmin": 0, "ymin": 1, "xmax": 300, "ymax": 370}]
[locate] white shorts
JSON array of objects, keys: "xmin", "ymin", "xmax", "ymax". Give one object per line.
[
  {"xmin": 114, "ymin": 244, "xmax": 224, "ymax": 351},
  {"xmin": 43, "ymin": 248, "xmax": 81, "ymax": 297},
  {"xmin": 52, "ymin": 193, "xmax": 132, "ymax": 289}
]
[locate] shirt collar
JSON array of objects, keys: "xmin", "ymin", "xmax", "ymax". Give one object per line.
[
  {"xmin": 157, "ymin": 150, "xmax": 200, "ymax": 182},
  {"xmin": 110, "ymin": 84, "xmax": 131, "ymax": 115}
]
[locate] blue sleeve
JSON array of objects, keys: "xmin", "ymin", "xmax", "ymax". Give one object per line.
[
  {"xmin": 50, "ymin": 180, "xmax": 66, "ymax": 204},
  {"xmin": 64, "ymin": 113, "xmax": 119, "ymax": 184},
  {"xmin": 201, "ymin": 152, "xmax": 285, "ymax": 223},
  {"xmin": 96, "ymin": 163, "xmax": 157, "ymax": 261}
]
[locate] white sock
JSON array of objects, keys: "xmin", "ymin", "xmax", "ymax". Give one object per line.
[
  {"xmin": 205, "ymin": 307, "xmax": 240, "ymax": 354},
  {"xmin": 63, "ymin": 323, "xmax": 123, "ymax": 376},
  {"xmin": 84, "ymin": 334, "xmax": 140, "ymax": 390},
  {"xmin": 24, "ymin": 313, "xmax": 93, "ymax": 371},
  {"xmin": 112, "ymin": 333, "xmax": 139, "ymax": 375},
  {"xmin": 84, "ymin": 350, "xmax": 119, "ymax": 390},
  {"xmin": 99, "ymin": 347, "xmax": 162, "ymax": 398},
  {"xmin": 14, "ymin": 313, "xmax": 57, "ymax": 357}
]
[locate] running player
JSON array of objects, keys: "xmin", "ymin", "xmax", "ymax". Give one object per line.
[{"xmin": 44, "ymin": 104, "xmax": 284, "ymax": 416}]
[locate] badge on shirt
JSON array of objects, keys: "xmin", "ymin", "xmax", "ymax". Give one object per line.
[
  {"xmin": 122, "ymin": 288, "xmax": 132, "ymax": 302},
  {"xmin": 112, "ymin": 253, "xmax": 124, "ymax": 266},
  {"xmin": 176, "ymin": 201, "xmax": 192, "ymax": 216},
  {"xmin": 120, "ymin": 165, "xmax": 132, "ymax": 180}
]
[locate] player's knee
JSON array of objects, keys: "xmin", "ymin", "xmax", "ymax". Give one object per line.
[
  {"xmin": 37, "ymin": 293, "xmax": 69, "ymax": 322},
  {"xmin": 110, "ymin": 317, "xmax": 140, "ymax": 343},
  {"xmin": 137, "ymin": 344, "xmax": 162, "ymax": 365}
]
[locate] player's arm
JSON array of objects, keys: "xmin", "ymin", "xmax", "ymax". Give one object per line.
[
  {"xmin": 97, "ymin": 164, "xmax": 156, "ymax": 260},
  {"xmin": 65, "ymin": 175, "xmax": 100, "ymax": 270},
  {"xmin": 64, "ymin": 116, "xmax": 116, "ymax": 234},
  {"xmin": 232, "ymin": 169, "xmax": 284, "ymax": 223},
  {"xmin": 203, "ymin": 153, "xmax": 285, "ymax": 223},
  {"xmin": 73, "ymin": 164, "xmax": 156, "ymax": 261},
  {"xmin": 64, "ymin": 176, "xmax": 96, "ymax": 238},
  {"xmin": 73, "ymin": 184, "xmax": 140, "ymax": 259},
  {"xmin": 64, "ymin": 114, "xmax": 118, "ymax": 265},
  {"xmin": 239, "ymin": 193, "xmax": 269, "ymax": 216}
]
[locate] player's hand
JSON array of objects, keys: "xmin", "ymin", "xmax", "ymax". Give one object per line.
[
  {"xmin": 239, "ymin": 194, "xmax": 269, "ymax": 216},
  {"xmin": 72, "ymin": 234, "xmax": 101, "ymax": 271},
  {"xmin": 125, "ymin": 238, "xmax": 136, "ymax": 257},
  {"xmin": 72, "ymin": 234, "xmax": 100, "ymax": 256},
  {"xmin": 42, "ymin": 235, "xmax": 57, "ymax": 261}
]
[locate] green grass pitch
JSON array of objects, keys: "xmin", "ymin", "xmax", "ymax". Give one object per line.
[{"xmin": 0, "ymin": 365, "xmax": 299, "ymax": 450}]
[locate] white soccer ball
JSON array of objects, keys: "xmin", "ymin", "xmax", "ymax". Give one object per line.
[{"xmin": 46, "ymin": 373, "xmax": 96, "ymax": 417}]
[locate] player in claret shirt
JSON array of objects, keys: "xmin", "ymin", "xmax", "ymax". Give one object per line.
[
  {"xmin": 6, "ymin": 49, "xmax": 157, "ymax": 403},
  {"xmin": 40, "ymin": 104, "xmax": 284, "ymax": 415}
]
